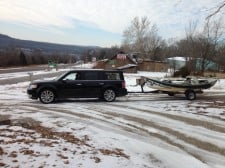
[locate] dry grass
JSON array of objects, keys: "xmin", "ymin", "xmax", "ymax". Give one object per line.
[{"xmin": 0, "ymin": 116, "xmax": 130, "ymax": 167}]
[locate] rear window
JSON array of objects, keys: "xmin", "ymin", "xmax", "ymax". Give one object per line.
[{"xmin": 104, "ymin": 72, "xmax": 121, "ymax": 80}]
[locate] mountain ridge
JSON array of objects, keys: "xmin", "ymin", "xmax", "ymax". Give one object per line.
[{"xmin": 0, "ymin": 34, "xmax": 100, "ymax": 55}]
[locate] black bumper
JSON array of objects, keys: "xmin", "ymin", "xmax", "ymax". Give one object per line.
[
  {"xmin": 27, "ymin": 89, "xmax": 38, "ymax": 99},
  {"xmin": 116, "ymin": 88, "xmax": 128, "ymax": 97}
]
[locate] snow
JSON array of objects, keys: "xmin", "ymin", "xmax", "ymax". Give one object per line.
[
  {"xmin": 1, "ymin": 67, "xmax": 225, "ymax": 168},
  {"xmin": 0, "ymin": 63, "xmax": 94, "ymax": 80},
  {"xmin": 167, "ymin": 57, "xmax": 187, "ymax": 61}
]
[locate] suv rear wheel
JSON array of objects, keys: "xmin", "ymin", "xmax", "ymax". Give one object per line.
[
  {"xmin": 39, "ymin": 89, "xmax": 55, "ymax": 104},
  {"xmin": 103, "ymin": 89, "xmax": 116, "ymax": 102}
]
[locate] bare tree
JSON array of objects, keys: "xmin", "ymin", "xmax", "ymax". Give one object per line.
[
  {"xmin": 197, "ymin": 19, "xmax": 224, "ymax": 73},
  {"xmin": 180, "ymin": 19, "xmax": 224, "ymax": 74},
  {"xmin": 206, "ymin": 1, "xmax": 225, "ymax": 20},
  {"xmin": 184, "ymin": 21, "xmax": 199, "ymax": 73},
  {"xmin": 122, "ymin": 16, "xmax": 163, "ymax": 60},
  {"xmin": 122, "ymin": 16, "xmax": 150, "ymax": 53},
  {"xmin": 143, "ymin": 25, "xmax": 165, "ymax": 60},
  {"xmin": 216, "ymin": 44, "xmax": 225, "ymax": 71},
  {"xmin": 19, "ymin": 51, "xmax": 27, "ymax": 66}
]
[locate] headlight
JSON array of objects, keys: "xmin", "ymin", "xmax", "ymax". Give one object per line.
[{"xmin": 30, "ymin": 84, "xmax": 38, "ymax": 89}]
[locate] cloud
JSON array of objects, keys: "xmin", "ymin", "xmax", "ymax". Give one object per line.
[
  {"xmin": 0, "ymin": 0, "xmax": 73, "ymax": 28},
  {"xmin": 0, "ymin": 0, "xmax": 219, "ymax": 39}
]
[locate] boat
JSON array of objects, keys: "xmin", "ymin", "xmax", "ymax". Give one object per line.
[{"xmin": 142, "ymin": 76, "xmax": 217, "ymax": 100}]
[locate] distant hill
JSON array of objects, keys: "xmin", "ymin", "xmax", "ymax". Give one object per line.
[{"xmin": 0, "ymin": 34, "xmax": 100, "ymax": 55}]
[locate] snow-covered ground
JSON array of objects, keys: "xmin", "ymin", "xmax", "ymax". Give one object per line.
[{"xmin": 0, "ymin": 69, "xmax": 225, "ymax": 168}]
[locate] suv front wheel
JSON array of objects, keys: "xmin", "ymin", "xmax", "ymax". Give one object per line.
[
  {"xmin": 39, "ymin": 89, "xmax": 55, "ymax": 104},
  {"xmin": 103, "ymin": 89, "xmax": 116, "ymax": 102}
]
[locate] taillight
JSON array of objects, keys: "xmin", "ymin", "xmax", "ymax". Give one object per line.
[{"xmin": 122, "ymin": 81, "xmax": 126, "ymax": 88}]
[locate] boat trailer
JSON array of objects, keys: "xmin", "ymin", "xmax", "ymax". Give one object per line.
[{"xmin": 127, "ymin": 76, "xmax": 217, "ymax": 100}]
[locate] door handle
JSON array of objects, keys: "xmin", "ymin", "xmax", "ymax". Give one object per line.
[
  {"xmin": 99, "ymin": 83, "xmax": 104, "ymax": 85},
  {"xmin": 76, "ymin": 83, "xmax": 82, "ymax": 86}
]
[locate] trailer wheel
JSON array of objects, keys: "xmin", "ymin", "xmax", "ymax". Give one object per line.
[{"xmin": 185, "ymin": 90, "xmax": 196, "ymax": 100}]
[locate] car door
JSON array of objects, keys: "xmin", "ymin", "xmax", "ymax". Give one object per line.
[
  {"xmin": 58, "ymin": 72, "xmax": 84, "ymax": 98},
  {"xmin": 81, "ymin": 71, "xmax": 102, "ymax": 97}
]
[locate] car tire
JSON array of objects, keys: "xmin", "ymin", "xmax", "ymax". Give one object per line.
[
  {"xmin": 185, "ymin": 90, "xmax": 196, "ymax": 100},
  {"xmin": 103, "ymin": 89, "xmax": 116, "ymax": 102},
  {"xmin": 39, "ymin": 89, "xmax": 55, "ymax": 104}
]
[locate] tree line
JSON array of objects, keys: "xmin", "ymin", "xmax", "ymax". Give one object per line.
[
  {"xmin": 121, "ymin": 16, "xmax": 225, "ymax": 74},
  {"xmin": 0, "ymin": 48, "xmax": 77, "ymax": 67},
  {"xmin": 0, "ymin": 46, "xmax": 121, "ymax": 67}
]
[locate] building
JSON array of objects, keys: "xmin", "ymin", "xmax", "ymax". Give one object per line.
[
  {"xmin": 166, "ymin": 56, "xmax": 219, "ymax": 71},
  {"xmin": 94, "ymin": 54, "xmax": 138, "ymax": 73},
  {"xmin": 94, "ymin": 53, "xmax": 169, "ymax": 73},
  {"xmin": 137, "ymin": 59, "xmax": 168, "ymax": 72},
  {"xmin": 166, "ymin": 57, "xmax": 187, "ymax": 70}
]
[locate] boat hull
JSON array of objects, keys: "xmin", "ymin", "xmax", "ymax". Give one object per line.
[{"xmin": 145, "ymin": 77, "xmax": 217, "ymax": 93}]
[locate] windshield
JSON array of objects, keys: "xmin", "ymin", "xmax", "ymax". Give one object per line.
[{"xmin": 53, "ymin": 71, "xmax": 68, "ymax": 81}]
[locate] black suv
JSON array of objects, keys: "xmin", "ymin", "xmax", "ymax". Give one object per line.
[{"xmin": 27, "ymin": 69, "xmax": 127, "ymax": 103}]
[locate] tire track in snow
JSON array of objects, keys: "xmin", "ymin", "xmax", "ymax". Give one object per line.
[
  {"xmin": 20, "ymin": 102, "xmax": 225, "ymax": 158},
  {"xmin": 13, "ymin": 103, "xmax": 150, "ymax": 138},
  {"xmin": 88, "ymin": 104, "xmax": 225, "ymax": 157},
  {"xmin": 13, "ymin": 102, "xmax": 196, "ymax": 156},
  {"xmin": 107, "ymin": 103, "xmax": 225, "ymax": 133},
  {"xmin": 86, "ymin": 104, "xmax": 225, "ymax": 166},
  {"xmin": 16, "ymin": 102, "xmax": 225, "ymax": 165}
]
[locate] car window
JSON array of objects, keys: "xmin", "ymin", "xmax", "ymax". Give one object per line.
[
  {"xmin": 83, "ymin": 72, "xmax": 99, "ymax": 80},
  {"xmin": 63, "ymin": 72, "xmax": 81, "ymax": 80},
  {"xmin": 105, "ymin": 72, "xmax": 121, "ymax": 80}
]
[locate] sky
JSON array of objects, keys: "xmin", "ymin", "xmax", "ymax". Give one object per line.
[{"xmin": 0, "ymin": 0, "xmax": 222, "ymax": 47}]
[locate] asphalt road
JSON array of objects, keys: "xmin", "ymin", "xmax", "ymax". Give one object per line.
[
  {"xmin": 0, "ymin": 64, "xmax": 72, "ymax": 74},
  {"xmin": 0, "ymin": 65, "xmax": 48, "ymax": 74},
  {"xmin": 0, "ymin": 64, "xmax": 73, "ymax": 85}
]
